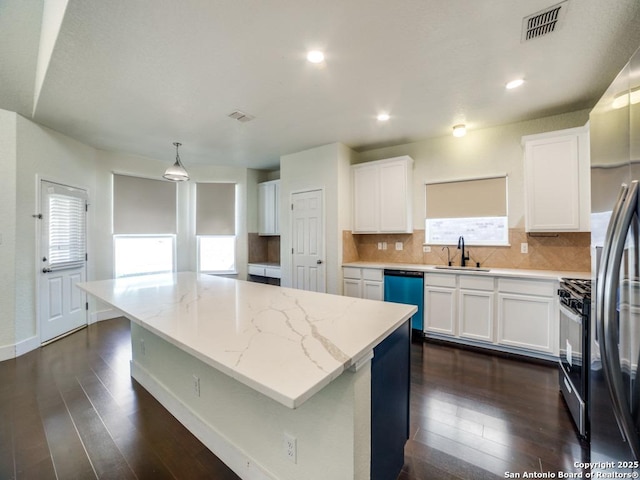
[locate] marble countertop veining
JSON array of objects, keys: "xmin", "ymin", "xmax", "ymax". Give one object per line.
[
  {"xmin": 342, "ymin": 262, "xmax": 591, "ymax": 281},
  {"xmin": 78, "ymin": 272, "xmax": 416, "ymax": 409}
]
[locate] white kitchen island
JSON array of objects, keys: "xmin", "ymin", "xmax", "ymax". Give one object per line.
[{"xmin": 78, "ymin": 272, "xmax": 416, "ymax": 480}]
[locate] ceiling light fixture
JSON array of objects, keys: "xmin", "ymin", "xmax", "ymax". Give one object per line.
[
  {"xmin": 306, "ymin": 50, "xmax": 325, "ymax": 64},
  {"xmin": 612, "ymin": 87, "xmax": 640, "ymax": 109},
  {"xmin": 163, "ymin": 142, "xmax": 189, "ymax": 182},
  {"xmin": 506, "ymin": 78, "xmax": 525, "ymax": 90},
  {"xmin": 452, "ymin": 124, "xmax": 467, "ymax": 137},
  {"xmin": 377, "ymin": 113, "xmax": 390, "ymax": 122}
]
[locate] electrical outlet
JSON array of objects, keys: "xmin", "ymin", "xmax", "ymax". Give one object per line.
[
  {"xmin": 140, "ymin": 339, "xmax": 145, "ymax": 356},
  {"xmin": 382, "ymin": 242, "xmax": 387, "ymax": 250},
  {"xmin": 283, "ymin": 433, "xmax": 297, "ymax": 463},
  {"xmin": 521, "ymin": 243, "xmax": 529, "ymax": 254},
  {"xmin": 193, "ymin": 375, "xmax": 200, "ymax": 397},
  {"xmin": 377, "ymin": 242, "xmax": 382, "ymax": 250},
  {"xmin": 395, "ymin": 242, "xmax": 403, "ymax": 251},
  {"xmin": 423, "ymin": 246, "xmax": 431, "ymax": 253}
]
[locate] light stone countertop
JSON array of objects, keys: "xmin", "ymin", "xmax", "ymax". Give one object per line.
[
  {"xmin": 78, "ymin": 272, "xmax": 416, "ymax": 409},
  {"xmin": 343, "ymin": 261, "xmax": 591, "ymax": 281}
]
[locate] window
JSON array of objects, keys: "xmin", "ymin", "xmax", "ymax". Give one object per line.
[
  {"xmin": 114, "ymin": 236, "xmax": 174, "ymax": 278},
  {"xmin": 425, "ymin": 176, "xmax": 508, "ymax": 246},
  {"xmin": 198, "ymin": 236, "xmax": 236, "ymax": 273},
  {"xmin": 48, "ymin": 191, "xmax": 87, "ymax": 269},
  {"xmin": 112, "ymin": 174, "xmax": 177, "ymax": 277},
  {"xmin": 196, "ymin": 183, "xmax": 237, "ymax": 274}
]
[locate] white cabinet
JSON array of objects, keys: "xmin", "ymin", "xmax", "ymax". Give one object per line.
[
  {"xmin": 523, "ymin": 126, "xmax": 590, "ymax": 232},
  {"xmin": 458, "ymin": 275, "xmax": 495, "ymax": 343},
  {"xmin": 352, "ymin": 156, "xmax": 413, "ymax": 234},
  {"xmin": 424, "ymin": 273, "xmax": 457, "ymax": 336},
  {"xmin": 342, "ymin": 267, "xmax": 383, "ymax": 301},
  {"xmin": 497, "ymin": 278, "xmax": 558, "ymax": 355},
  {"xmin": 424, "ymin": 271, "xmax": 559, "ymax": 359},
  {"xmin": 248, "ymin": 263, "xmax": 281, "ymax": 279},
  {"xmin": 258, "ymin": 180, "xmax": 280, "ymax": 236}
]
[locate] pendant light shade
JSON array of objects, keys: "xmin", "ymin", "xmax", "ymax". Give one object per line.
[{"xmin": 163, "ymin": 142, "xmax": 190, "ymax": 181}]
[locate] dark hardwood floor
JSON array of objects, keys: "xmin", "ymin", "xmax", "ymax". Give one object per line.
[{"xmin": 0, "ymin": 318, "xmax": 587, "ymax": 479}]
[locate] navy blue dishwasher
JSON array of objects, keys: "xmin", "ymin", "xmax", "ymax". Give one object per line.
[{"xmin": 383, "ymin": 269, "xmax": 424, "ymax": 331}]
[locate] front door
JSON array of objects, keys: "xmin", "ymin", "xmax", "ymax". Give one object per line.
[
  {"xmin": 39, "ymin": 180, "xmax": 88, "ymax": 343},
  {"xmin": 291, "ymin": 189, "xmax": 325, "ymax": 292}
]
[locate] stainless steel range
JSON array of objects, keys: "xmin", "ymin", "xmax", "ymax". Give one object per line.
[{"xmin": 558, "ymin": 277, "xmax": 591, "ymax": 439}]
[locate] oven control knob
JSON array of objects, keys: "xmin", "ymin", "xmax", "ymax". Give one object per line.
[
  {"xmin": 569, "ymin": 299, "xmax": 582, "ymax": 310},
  {"xmin": 558, "ymin": 289, "xmax": 569, "ymax": 298}
]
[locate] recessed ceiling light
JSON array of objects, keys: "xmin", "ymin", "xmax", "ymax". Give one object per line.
[
  {"xmin": 377, "ymin": 113, "xmax": 390, "ymax": 122},
  {"xmin": 306, "ymin": 50, "xmax": 325, "ymax": 64},
  {"xmin": 452, "ymin": 124, "xmax": 467, "ymax": 137},
  {"xmin": 506, "ymin": 78, "xmax": 525, "ymax": 90}
]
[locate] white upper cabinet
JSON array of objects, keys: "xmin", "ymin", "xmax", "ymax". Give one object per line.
[
  {"xmin": 258, "ymin": 180, "xmax": 280, "ymax": 236},
  {"xmin": 522, "ymin": 126, "xmax": 590, "ymax": 232},
  {"xmin": 352, "ymin": 156, "xmax": 413, "ymax": 234}
]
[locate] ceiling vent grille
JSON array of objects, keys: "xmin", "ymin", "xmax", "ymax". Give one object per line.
[
  {"xmin": 522, "ymin": 1, "xmax": 568, "ymax": 41},
  {"xmin": 228, "ymin": 110, "xmax": 255, "ymax": 123}
]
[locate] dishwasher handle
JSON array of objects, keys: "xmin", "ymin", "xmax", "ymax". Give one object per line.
[{"xmin": 383, "ymin": 269, "xmax": 424, "ymax": 278}]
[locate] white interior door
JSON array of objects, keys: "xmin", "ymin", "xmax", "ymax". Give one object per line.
[
  {"xmin": 292, "ymin": 190, "xmax": 325, "ymax": 292},
  {"xmin": 39, "ymin": 180, "xmax": 88, "ymax": 343}
]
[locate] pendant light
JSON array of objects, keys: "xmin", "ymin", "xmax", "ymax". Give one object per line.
[{"xmin": 163, "ymin": 142, "xmax": 190, "ymax": 181}]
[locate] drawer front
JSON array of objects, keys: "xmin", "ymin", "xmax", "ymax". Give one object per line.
[
  {"xmin": 362, "ymin": 268, "xmax": 383, "ymax": 282},
  {"xmin": 498, "ymin": 278, "xmax": 555, "ymax": 297},
  {"xmin": 264, "ymin": 267, "xmax": 281, "ymax": 279},
  {"xmin": 459, "ymin": 275, "xmax": 494, "ymax": 291},
  {"xmin": 248, "ymin": 265, "xmax": 266, "ymax": 276},
  {"xmin": 425, "ymin": 273, "xmax": 456, "ymax": 288},
  {"xmin": 343, "ymin": 267, "xmax": 362, "ymax": 280}
]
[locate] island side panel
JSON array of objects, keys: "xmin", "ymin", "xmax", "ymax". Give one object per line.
[
  {"xmin": 130, "ymin": 322, "xmax": 372, "ymax": 480},
  {"xmin": 371, "ymin": 319, "xmax": 411, "ymax": 480}
]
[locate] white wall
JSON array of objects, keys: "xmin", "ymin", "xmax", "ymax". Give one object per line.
[
  {"xmin": 14, "ymin": 115, "xmax": 97, "ymax": 346},
  {"xmin": 279, "ymin": 143, "xmax": 354, "ymax": 294},
  {"xmin": 356, "ymin": 109, "xmax": 591, "ymax": 229},
  {"xmin": 0, "ymin": 110, "xmax": 18, "ymax": 358}
]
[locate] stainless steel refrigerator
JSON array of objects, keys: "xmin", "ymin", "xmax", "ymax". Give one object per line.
[{"xmin": 590, "ymin": 45, "xmax": 640, "ymax": 470}]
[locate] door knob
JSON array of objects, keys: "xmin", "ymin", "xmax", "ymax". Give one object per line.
[
  {"xmin": 42, "ymin": 267, "xmax": 52, "ymax": 273},
  {"xmin": 317, "ymin": 260, "xmax": 323, "ymax": 264}
]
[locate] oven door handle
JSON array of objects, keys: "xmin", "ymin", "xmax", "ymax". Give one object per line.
[
  {"xmin": 602, "ymin": 179, "xmax": 640, "ymax": 459},
  {"xmin": 559, "ymin": 303, "xmax": 584, "ymax": 325}
]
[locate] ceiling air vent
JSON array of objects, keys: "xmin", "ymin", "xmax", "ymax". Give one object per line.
[
  {"xmin": 228, "ymin": 110, "xmax": 255, "ymax": 123},
  {"xmin": 522, "ymin": 1, "xmax": 568, "ymax": 42}
]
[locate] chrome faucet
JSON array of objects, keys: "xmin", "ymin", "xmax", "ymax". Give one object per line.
[{"xmin": 457, "ymin": 236, "xmax": 470, "ymax": 267}]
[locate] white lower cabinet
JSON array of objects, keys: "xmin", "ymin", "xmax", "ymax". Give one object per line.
[
  {"xmin": 497, "ymin": 278, "xmax": 557, "ymax": 355},
  {"xmin": 458, "ymin": 276, "xmax": 495, "ymax": 343},
  {"xmin": 424, "ymin": 273, "xmax": 457, "ymax": 335},
  {"xmin": 424, "ymin": 272, "xmax": 559, "ymax": 359},
  {"xmin": 342, "ymin": 267, "xmax": 383, "ymax": 301}
]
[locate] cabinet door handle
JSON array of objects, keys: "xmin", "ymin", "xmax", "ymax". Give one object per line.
[
  {"xmin": 317, "ymin": 260, "xmax": 323, "ymax": 265},
  {"xmin": 42, "ymin": 268, "xmax": 52, "ymax": 273}
]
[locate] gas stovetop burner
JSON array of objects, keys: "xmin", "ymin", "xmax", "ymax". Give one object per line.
[{"xmin": 560, "ymin": 278, "xmax": 592, "ymax": 298}]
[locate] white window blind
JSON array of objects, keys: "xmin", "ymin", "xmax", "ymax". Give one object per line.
[
  {"xmin": 113, "ymin": 174, "xmax": 177, "ymax": 234},
  {"xmin": 48, "ymin": 193, "xmax": 86, "ymax": 269}
]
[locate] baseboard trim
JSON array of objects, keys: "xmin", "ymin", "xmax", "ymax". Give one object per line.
[
  {"xmin": 130, "ymin": 360, "xmax": 274, "ymax": 480},
  {"xmin": 0, "ymin": 343, "xmax": 14, "ymax": 362},
  {"xmin": 15, "ymin": 335, "xmax": 40, "ymax": 357}
]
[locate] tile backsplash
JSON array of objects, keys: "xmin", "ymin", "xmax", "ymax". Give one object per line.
[
  {"xmin": 248, "ymin": 233, "xmax": 281, "ymax": 264},
  {"xmin": 343, "ymin": 229, "xmax": 590, "ymax": 272}
]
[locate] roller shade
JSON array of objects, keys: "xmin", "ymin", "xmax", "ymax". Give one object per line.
[
  {"xmin": 425, "ymin": 176, "xmax": 507, "ymax": 219},
  {"xmin": 196, "ymin": 183, "xmax": 236, "ymax": 235},
  {"xmin": 113, "ymin": 174, "xmax": 177, "ymax": 234}
]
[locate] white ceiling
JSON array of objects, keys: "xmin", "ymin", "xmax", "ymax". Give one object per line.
[{"xmin": 2, "ymin": 0, "xmax": 640, "ymax": 170}]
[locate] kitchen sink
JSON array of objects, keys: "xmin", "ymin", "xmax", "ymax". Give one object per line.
[{"xmin": 433, "ymin": 265, "xmax": 491, "ymax": 272}]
